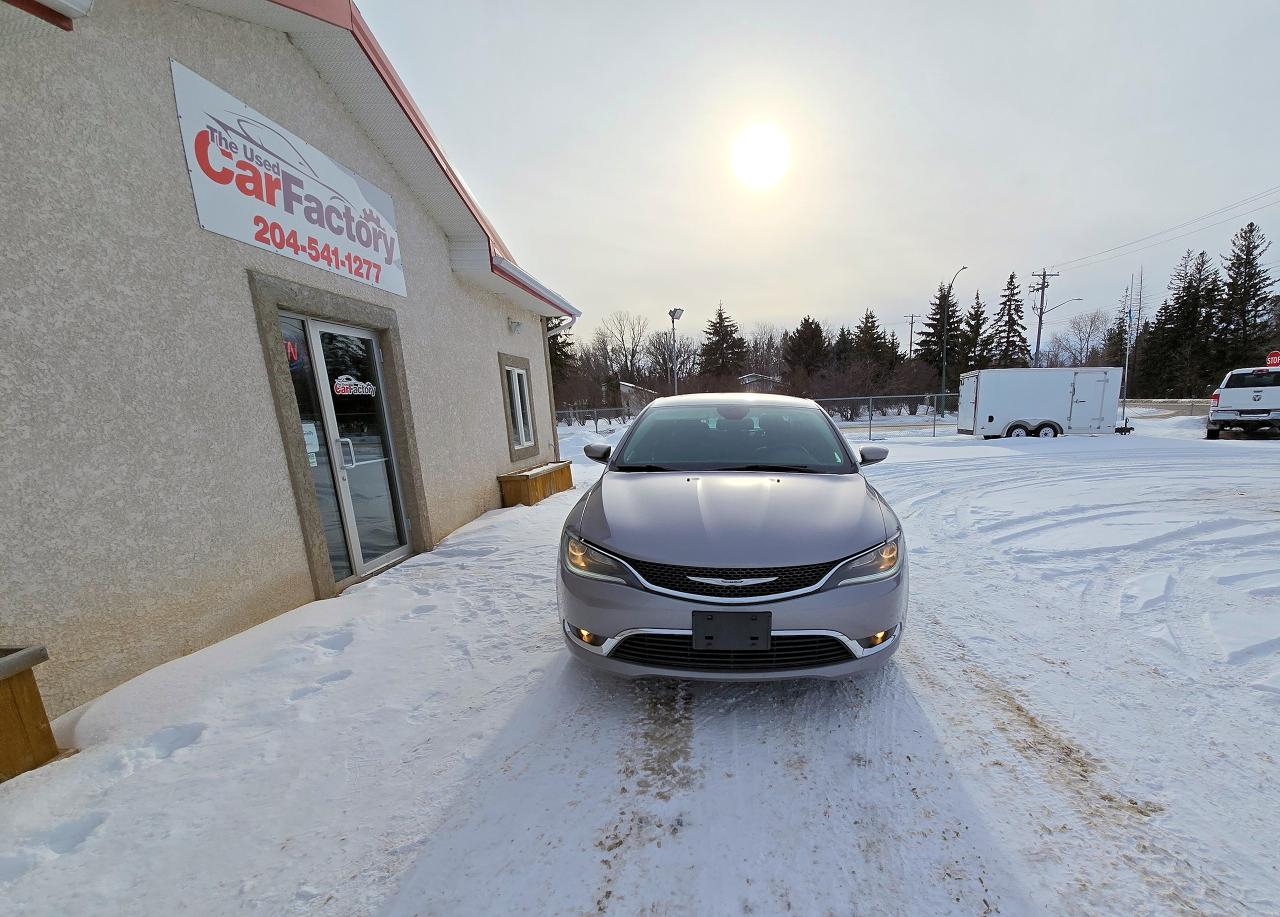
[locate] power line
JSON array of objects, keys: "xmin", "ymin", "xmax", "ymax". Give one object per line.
[
  {"xmin": 1056, "ymin": 198, "xmax": 1280, "ymax": 273},
  {"xmin": 1047, "ymin": 183, "xmax": 1280, "ymax": 270}
]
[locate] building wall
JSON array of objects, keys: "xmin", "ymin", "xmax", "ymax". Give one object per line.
[{"xmin": 0, "ymin": 0, "xmax": 559, "ymax": 715}]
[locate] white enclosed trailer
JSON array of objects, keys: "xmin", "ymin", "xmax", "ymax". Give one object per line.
[{"xmin": 957, "ymin": 367, "xmax": 1123, "ymax": 438}]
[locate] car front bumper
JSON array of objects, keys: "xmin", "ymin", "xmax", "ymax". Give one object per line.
[{"xmin": 556, "ymin": 556, "xmax": 908, "ymax": 680}]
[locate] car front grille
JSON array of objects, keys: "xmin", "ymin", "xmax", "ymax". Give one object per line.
[
  {"xmin": 609, "ymin": 633, "xmax": 854, "ymax": 672},
  {"xmin": 622, "ymin": 556, "xmax": 843, "ymax": 599}
]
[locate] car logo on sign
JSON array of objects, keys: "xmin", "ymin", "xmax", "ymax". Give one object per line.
[
  {"xmin": 687, "ymin": 576, "xmax": 778, "ymax": 587},
  {"xmin": 333, "ymin": 374, "xmax": 376, "ymax": 396}
]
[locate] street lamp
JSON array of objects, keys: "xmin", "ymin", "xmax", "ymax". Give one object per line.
[
  {"xmin": 940, "ymin": 265, "xmax": 967, "ymax": 395},
  {"xmin": 668, "ymin": 307, "xmax": 684, "ymax": 394},
  {"xmin": 1033, "ymin": 297, "xmax": 1083, "ymax": 365}
]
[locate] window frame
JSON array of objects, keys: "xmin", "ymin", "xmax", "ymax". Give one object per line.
[{"xmin": 498, "ymin": 353, "xmax": 540, "ymax": 462}]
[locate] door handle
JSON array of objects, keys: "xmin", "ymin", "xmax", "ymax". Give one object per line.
[{"xmin": 338, "ymin": 437, "xmax": 356, "ymax": 468}]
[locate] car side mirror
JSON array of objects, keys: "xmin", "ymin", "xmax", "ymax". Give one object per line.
[
  {"xmin": 583, "ymin": 443, "xmax": 611, "ymax": 464},
  {"xmin": 859, "ymin": 445, "xmax": 889, "ymax": 466}
]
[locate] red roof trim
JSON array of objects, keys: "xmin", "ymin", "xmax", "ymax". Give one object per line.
[
  {"xmin": 2, "ymin": 0, "xmax": 73, "ymax": 30},
  {"xmin": 491, "ymin": 261, "xmax": 577, "ymax": 318},
  {"xmin": 265, "ymin": 1, "xmax": 569, "ymax": 315},
  {"xmin": 347, "ymin": 6, "xmax": 512, "ymax": 261}
]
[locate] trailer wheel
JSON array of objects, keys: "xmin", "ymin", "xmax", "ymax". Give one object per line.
[
  {"xmin": 1007, "ymin": 425, "xmax": 1029, "ymax": 438},
  {"xmin": 1205, "ymin": 427, "xmax": 1220, "ymax": 441},
  {"xmin": 1034, "ymin": 424, "xmax": 1059, "ymax": 438}
]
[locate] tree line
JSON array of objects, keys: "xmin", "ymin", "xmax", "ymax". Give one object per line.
[{"xmin": 549, "ymin": 221, "xmax": 1279, "ymax": 407}]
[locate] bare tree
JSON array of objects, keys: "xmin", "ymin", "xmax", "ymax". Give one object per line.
[
  {"xmin": 746, "ymin": 322, "xmax": 784, "ymax": 378},
  {"xmin": 1048, "ymin": 309, "xmax": 1109, "ymax": 367},
  {"xmin": 643, "ymin": 331, "xmax": 699, "ymax": 393},
  {"xmin": 598, "ymin": 311, "xmax": 650, "ymax": 381}
]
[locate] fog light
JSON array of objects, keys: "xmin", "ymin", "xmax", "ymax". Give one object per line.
[
  {"xmin": 857, "ymin": 628, "xmax": 894, "ymax": 650},
  {"xmin": 567, "ymin": 623, "xmax": 606, "ymax": 647}
]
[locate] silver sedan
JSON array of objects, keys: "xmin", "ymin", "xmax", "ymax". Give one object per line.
[{"xmin": 557, "ymin": 394, "xmax": 907, "ymax": 680}]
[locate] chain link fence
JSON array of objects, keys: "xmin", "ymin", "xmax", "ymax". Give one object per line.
[
  {"xmin": 815, "ymin": 393, "xmax": 960, "ymax": 440},
  {"xmin": 555, "ymin": 406, "xmax": 638, "ymax": 433},
  {"xmin": 557, "ymin": 393, "xmax": 963, "ymax": 438}
]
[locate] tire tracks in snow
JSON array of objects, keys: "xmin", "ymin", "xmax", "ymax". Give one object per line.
[
  {"xmin": 875, "ymin": 443, "xmax": 1264, "ymax": 913},
  {"xmin": 593, "ymin": 680, "xmax": 700, "ymax": 914},
  {"xmin": 905, "ymin": 619, "xmax": 1248, "ymax": 914}
]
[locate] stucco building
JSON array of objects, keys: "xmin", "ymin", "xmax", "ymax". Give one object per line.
[{"xmin": 0, "ymin": 0, "xmax": 581, "ymax": 715}]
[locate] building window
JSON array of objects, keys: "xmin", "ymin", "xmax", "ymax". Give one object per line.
[
  {"xmin": 506, "ymin": 366, "xmax": 534, "ymax": 447},
  {"xmin": 498, "ymin": 353, "xmax": 539, "ymax": 462}
]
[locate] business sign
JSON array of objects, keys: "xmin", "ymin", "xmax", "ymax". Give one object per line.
[{"xmin": 172, "ymin": 60, "xmax": 406, "ymax": 296}]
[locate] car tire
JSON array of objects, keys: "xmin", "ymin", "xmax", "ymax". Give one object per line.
[
  {"xmin": 1034, "ymin": 424, "xmax": 1058, "ymax": 439},
  {"xmin": 1007, "ymin": 424, "xmax": 1029, "ymax": 438},
  {"xmin": 1205, "ymin": 427, "xmax": 1220, "ymax": 440}
]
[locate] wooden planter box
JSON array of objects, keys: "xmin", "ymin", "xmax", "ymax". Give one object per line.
[
  {"xmin": 498, "ymin": 460, "xmax": 574, "ymax": 507},
  {"xmin": 1, "ymin": 646, "xmax": 59, "ymax": 782}
]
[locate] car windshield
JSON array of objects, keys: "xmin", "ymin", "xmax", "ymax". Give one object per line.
[
  {"xmin": 613, "ymin": 403, "xmax": 853, "ymax": 473},
  {"xmin": 1224, "ymin": 370, "xmax": 1280, "ymax": 388}
]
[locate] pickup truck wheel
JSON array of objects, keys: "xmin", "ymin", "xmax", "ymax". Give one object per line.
[
  {"xmin": 1007, "ymin": 425, "xmax": 1029, "ymax": 438},
  {"xmin": 1205, "ymin": 427, "xmax": 1220, "ymax": 440},
  {"xmin": 1034, "ymin": 424, "xmax": 1058, "ymax": 438}
]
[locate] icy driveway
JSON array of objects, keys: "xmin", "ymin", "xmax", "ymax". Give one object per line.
[{"xmin": 3, "ymin": 422, "xmax": 1279, "ymax": 915}]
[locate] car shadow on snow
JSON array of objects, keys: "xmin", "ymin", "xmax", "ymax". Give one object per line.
[{"xmin": 380, "ymin": 652, "xmax": 1032, "ymax": 916}]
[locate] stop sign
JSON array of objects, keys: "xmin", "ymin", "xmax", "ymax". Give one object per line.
[{"xmin": 1268, "ymin": 351, "xmax": 1280, "ymax": 367}]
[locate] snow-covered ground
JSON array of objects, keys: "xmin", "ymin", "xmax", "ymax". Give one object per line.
[{"xmin": 3, "ymin": 417, "xmax": 1279, "ymax": 915}]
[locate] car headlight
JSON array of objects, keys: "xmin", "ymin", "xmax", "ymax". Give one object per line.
[
  {"xmin": 562, "ymin": 533, "xmax": 630, "ymax": 584},
  {"xmin": 833, "ymin": 534, "xmax": 901, "ymax": 585}
]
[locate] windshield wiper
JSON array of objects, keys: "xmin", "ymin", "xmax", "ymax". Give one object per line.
[
  {"xmin": 710, "ymin": 464, "xmax": 820, "ymax": 473},
  {"xmin": 614, "ymin": 464, "xmax": 676, "ymax": 472}
]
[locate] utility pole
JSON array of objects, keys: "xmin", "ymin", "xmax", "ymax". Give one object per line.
[
  {"xmin": 1120, "ymin": 279, "xmax": 1133, "ymax": 429},
  {"xmin": 906, "ymin": 313, "xmax": 919, "ymax": 358},
  {"xmin": 1029, "ymin": 268, "xmax": 1061, "ymax": 365}
]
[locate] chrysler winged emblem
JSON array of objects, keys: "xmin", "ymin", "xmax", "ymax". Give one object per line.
[{"xmin": 687, "ymin": 575, "xmax": 778, "ymax": 587}]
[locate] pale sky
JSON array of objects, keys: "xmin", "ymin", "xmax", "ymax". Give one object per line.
[{"xmin": 360, "ymin": 0, "xmax": 1280, "ymax": 345}]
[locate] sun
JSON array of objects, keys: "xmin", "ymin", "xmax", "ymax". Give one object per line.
[{"xmin": 731, "ymin": 123, "xmax": 790, "ymax": 189}]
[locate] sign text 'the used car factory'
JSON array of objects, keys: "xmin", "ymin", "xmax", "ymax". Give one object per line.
[{"xmin": 172, "ymin": 60, "xmax": 406, "ymax": 295}]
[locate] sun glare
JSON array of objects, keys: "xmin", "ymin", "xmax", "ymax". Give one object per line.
[{"xmin": 731, "ymin": 123, "xmax": 790, "ymax": 190}]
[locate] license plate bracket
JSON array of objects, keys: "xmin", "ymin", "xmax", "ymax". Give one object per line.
[{"xmin": 692, "ymin": 611, "xmax": 771, "ymax": 651}]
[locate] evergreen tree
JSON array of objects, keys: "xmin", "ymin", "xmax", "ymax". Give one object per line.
[
  {"xmin": 1138, "ymin": 250, "xmax": 1221, "ymax": 396},
  {"xmin": 547, "ymin": 316, "xmax": 577, "ymax": 384},
  {"xmin": 914, "ymin": 282, "xmax": 961, "ymax": 382},
  {"xmin": 884, "ymin": 331, "xmax": 904, "ymax": 374},
  {"xmin": 698, "ymin": 304, "xmax": 749, "ymax": 380},
  {"xmin": 955, "ymin": 290, "xmax": 993, "ymax": 375},
  {"xmin": 1212, "ymin": 222, "xmax": 1275, "ymax": 372},
  {"xmin": 990, "ymin": 273, "xmax": 1031, "ymax": 368},
  {"xmin": 851, "ymin": 309, "xmax": 888, "ymax": 365},
  {"xmin": 1100, "ymin": 312, "xmax": 1128, "ymax": 370},
  {"xmin": 830, "ymin": 325, "xmax": 856, "ymax": 374},
  {"xmin": 782, "ymin": 315, "xmax": 829, "ymax": 395}
]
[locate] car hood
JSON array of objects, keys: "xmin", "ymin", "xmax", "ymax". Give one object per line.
[{"xmin": 574, "ymin": 471, "xmax": 888, "ymax": 568}]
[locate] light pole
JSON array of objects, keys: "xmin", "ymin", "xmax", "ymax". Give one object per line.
[
  {"xmin": 1033, "ymin": 297, "xmax": 1082, "ymax": 365},
  {"xmin": 668, "ymin": 307, "xmax": 684, "ymax": 394},
  {"xmin": 940, "ymin": 265, "xmax": 967, "ymax": 395}
]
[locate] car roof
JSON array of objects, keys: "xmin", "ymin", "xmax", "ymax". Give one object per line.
[{"xmin": 645, "ymin": 393, "xmax": 818, "ymax": 409}]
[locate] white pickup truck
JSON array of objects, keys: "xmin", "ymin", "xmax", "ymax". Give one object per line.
[{"xmin": 1206, "ymin": 366, "xmax": 1280, "ymax": 439}]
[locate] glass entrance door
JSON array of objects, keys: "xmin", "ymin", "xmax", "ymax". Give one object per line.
[{"xmin": 280, "ymin": 315, "xmax": 410, "ymax": 579}]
